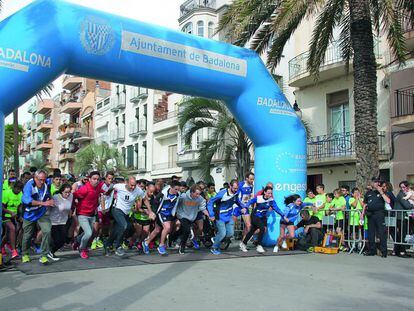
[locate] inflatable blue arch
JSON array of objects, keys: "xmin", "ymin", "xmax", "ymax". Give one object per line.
[{"xmin": 0, "ymin": 0, "xmax": 306, "ymax": 245}]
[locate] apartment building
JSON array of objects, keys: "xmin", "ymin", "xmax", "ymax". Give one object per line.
[
  {"xmin": 58, "ymin": 75, "xmax": 111, "ymax": 174},
  {"xmin": 287, "ymin": 16, "xmax": 414, "ymax": 190}
]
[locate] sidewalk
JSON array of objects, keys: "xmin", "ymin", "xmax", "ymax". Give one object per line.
[{"xmin": 1, "ymin": 252, "xmax": 413, "ymax": 311}]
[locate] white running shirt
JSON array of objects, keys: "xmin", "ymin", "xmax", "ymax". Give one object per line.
[{"xmin": 114, "ymin": 184, "xmax": 144, "ymax": 214}]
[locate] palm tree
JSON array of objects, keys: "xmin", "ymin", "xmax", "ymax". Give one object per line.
[
  {"xmin": 178, "ymin": 97, "xmax": 253, "ymax": 182},
  {"xmin": 74, "ymin": 142, "xmax": 125, "ymax": 176},
  {"xmin": 218, "ymin": 0, "xmax": 414, "ymax": 189}
]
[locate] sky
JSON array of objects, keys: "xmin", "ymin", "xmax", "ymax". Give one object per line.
[{"xmin": 1, "ymin": 0, "xmax": 182, "ymax": 124}]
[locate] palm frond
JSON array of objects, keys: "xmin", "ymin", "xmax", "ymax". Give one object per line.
[
  {"xmin": 396, "ymin": 0, "xmax": 414, "ymax": 25},
  {"xmin": 381, "ymin": 0, "xmax": 407, "ymax": 64},
  {"xmin": 307, "ymin": 0, "xmax": 345, "ymax": 78},
  {"xmin": 266, "ymin": 1, "xmax": 309, "ymax": 70},
  {"xmin": 35, "ymin": 83, "xmax": 54, "ymax": 100},
  {"xmin": 197, "ymin": 139, "xmax": 221, "ymax": 182},
  {"xmin": 370, "ymin": 0, "xmax": 381, "ymax": 34},
  {"xmin": 338, "ymin": 7, "xmax": 353, "ymax": 73}
]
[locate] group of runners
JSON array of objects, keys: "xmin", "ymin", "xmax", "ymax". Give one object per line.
[{"xmin": 3, "ymin": 166, "xmax": 412, "ymax": 265}]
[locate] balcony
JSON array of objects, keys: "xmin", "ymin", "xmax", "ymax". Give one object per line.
[
  {"xmin": 129, "ymin": 118, "xmax": 147, "ymax": 137},
  {"xmin": 58, "ymin": 146, "xmax": 78, "ymax": 162},
  {"xmin": 60, "ymin": 99, "xmax": 82, "ymax": 115},
  {"xmin": 152, "ymin": 161, "xmax": 178, "ymax": 171},
  {"xmin": 62, "ymin": 75, "xmax": 82, "ymax": 91},
  {"xmin": 37, "ymin": 99, "xmax": 54, "ymax": 114},
  {"xmin": 27, "ymin": 102, "xmax": 36, "ymax": 114},
  {"xmin": 288, "ymin": 40, "xmax": 380, "ymax": 88},
  {"xmin": 130, "ymin": 87, "xmax": 149, "ymax": 102},
  {"xmin": 36, "ymin": 119, "xmax": 53, "ymax": 133},
  {"xmin": 402, "ymin": 14, "xmax": 414, "ymax": 51},
  {"xmin": 110, "ymin": 127, "xmax": 126, "ymax": 143},
  {"xmin": 307, "ymin": 131, "xmax": 389, "ymax": 166},
  {"xmin": 179, "ymin": 0, "xmax": 216, "ymax": 20},
  {"xmin": 36, "ymin": 139, "xmax": 53, "ymax": 151},
  {"xmin": 391, "ymin": 87, "xmax": 414, "ymax": 129},
  {"xmin": 110, "ymin": 99, "xmax": 126, "ymax": 112},
  {"xmin": 58, "ymin": 125, "xmax": 80, "ymax": 140},
  {"xmin": 73, "ymin": 128, "xmax": 94, "ymax": 143}
]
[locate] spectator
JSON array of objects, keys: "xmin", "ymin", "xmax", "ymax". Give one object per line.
[
  {"xmin": 392, "ymin": 181, "xmax": 414, "ymax": 257},
  {"xmin": 295, "ymin": 210, "xmax": 323, "ymax": 252}
]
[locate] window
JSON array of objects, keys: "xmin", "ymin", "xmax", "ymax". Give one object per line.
[
  {"xmin": 182, "ymin": 22, "xmax": 193, "ymax": 34},
  {"xmin": 327, "ymin": 90, "xmax": 350, "ymax": 134},
  {"xmin": 208, "ymin": 22, "xmax": 214, "ymax": 38},
  {"xmin": 168, "ymin": 144, "xmax": 178, "ymax": 168},
  {"xmin": 122, "ymin": 147, "xmax": 126, "ymax": 166},
  {"xmin": 122, "ymin": 114, "xmax": 125, "ymax": 125},
  {"xmin": 135, "ymin": 108, "xmax": 140, "ymax": 119},
  {"xmin": 134, "ymin": 143, "xmax": 139, "ymax": 169},
  {"xmin": 104, "ymin": 98, "xmax": 110, "ymax": 106},
  {"xmin": 115, "ymin": 116, "xmax": 119, "ymax": 127},
  {"xmin": 127, "ymin": 145, "xmax": 134, "ymax": 168},
  {"xmin": 143, "ymin": 104, "xmax": 147, "ymax": 116},
  {"xmin": 197, "ymin": 21, "xmax": 204, "ymax": 37},
  {"xmin": 97, "ymin": 102, "xmax": 103, "ymax": 110}
]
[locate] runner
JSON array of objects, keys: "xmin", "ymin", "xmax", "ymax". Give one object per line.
[
  {"xmin": 131, "ymin": 182, "xmax": 155, "ymax": 251},
  {"xmin": 91, "ymin": 171, "xmax": 114, "ymax": 250},
  {"xmin": 73, "ymin": 171, "xmax": 104, "ymax": 259},
  {"xmin": 104, "ymin": 176, "xmax": 148, "ymax": 257},
  {"xmin": 50, "ymin": 173, "xmax": 62, "ymax": 196},
  {"xmin": 21, "ymin": 170, "xmax": 54, "ymax": 265},
  {"xmin": 233, "ymin": 172, "xmax": 254, "ymax": 244},
  {"xmin": 274, "ymin": 194, "xmax": 313, "ymax": 253},
  {"xmin": 142, "ymin": 180, "xmax": 181, "ymax": 256},
  {"xmin": 2, "ymin": 180, "xmax": 23, "ymax": 259},
  {"xmin": 303, "ymin": 189, "xmax": 316, "ymax": 216},
  {"xmin": 49, "ymin": 183, "xmax": 73, "ymax": 261},
  {"xmin": 175, "ymin": 184, "xmax": 211, "ymax": 254},
  {"xmin": 239, "ymin": 186, "xmax": 284, "ymax": 253},
  {"xmin": 313, "ymin": 184, "xmax": 327, "ymax": 222},
  {"xmin": 207, "ymin": 179, "xmax": 242, "ymax": 255}
]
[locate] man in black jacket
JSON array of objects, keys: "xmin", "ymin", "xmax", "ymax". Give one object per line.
[{"xmin": 364, "ymin": 177, "xmax": 390, "ymax": 257}]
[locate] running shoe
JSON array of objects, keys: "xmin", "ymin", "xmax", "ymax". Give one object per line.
[
  {"xmin": 178, "ymin": 245, "xmax": 185, "ymax": 255},
  {"xmin": 39, "ymin": 256, "xmax": 50, "ymax": 265},
  {"xmin": 96, "ymin": 239, "xmax": 104, "ymax": 248},
  {"xmin": 239, "ymin": 242, "xmax": 248, "ymax": 253},
  {"xmin": 210, "ymin": 248, "xmax": 221, "ymax": 255},
  {"xmin": 72, "ymin": 241, "xmax": 79, "ymax": 251},
  {"xmin": 273, "ymin": 246, "xmax": 279, "ymax": 253},
  {"xmin": 47, "ymin": 252, "xmax": 60, "ymax": 262},
  {"xmin": 80, "ymin": 250, "xmax": 89, "ymax": 259},
  {"xmin": 256, "ymin": 245, "xmax": 265, "ymax": 253},
  {"xmin": 11, "ymin": 249, "xmax": 19, "ymax": 259},
  {"xmin": 142, "ymin": 240, "xmax": 150, "ymax": 255},
  {"xmin": 115, "ymin": 247, "xmax": 125, "ymax": 257},
  {"xmin": 281, "ymin": 240, "xmax": 288, "ymax": 249},
  {"xmin": 307, "ymin": 247, "xmax": 314, "ymax": 253},
  {"xmin": 149, "ymin": 241, "xmax": 156, "ymax": 249},
  {"xmin": 22, "ymin": 254, "xmax": 31, "ymax": 263},
  {"xmin": 121, "ymin": 242, "xmax": 129, "ymax": 250},
  {"xmin": 157, "ymin": 245, "xmax": 168, "ymax": 256},
  {"xmin": 192, "ymin": 238, "xmax": 200, "ymax": 250},
  {"xmin": 91, "ymin": 239, "xmax": 97, "ymax": 250}
]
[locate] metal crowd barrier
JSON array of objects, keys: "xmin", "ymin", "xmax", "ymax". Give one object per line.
[{"xmin": 232, "ymin": 209, "xmax": 414, "ymax": 253}]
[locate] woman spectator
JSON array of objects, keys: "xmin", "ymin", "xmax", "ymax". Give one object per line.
[
  {"xmin": 392, "ymin": 181, "xmax": 414, "ymax": 257},
  {"xmin": 49, "ymin": 184, "xmax": 73, "ymax": 261}
]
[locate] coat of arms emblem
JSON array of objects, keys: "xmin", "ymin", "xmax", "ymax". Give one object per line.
[{"xmin": 80, "ymin": 16, "xmax": 115, "ymax": 55}]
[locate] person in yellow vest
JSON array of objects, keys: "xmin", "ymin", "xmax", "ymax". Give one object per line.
[
  {"xmin": 303, "ymin": 189, "xmax": 316, "ymax": 216},
  {"xmin": 2, "ymin": 169, "xmax": 16, "ymax": 192},
  {"xmin": 349, "ymin": 187, "xmax": 364, "ymax": 242},
  {"xmin": 2, "ymin": 180, "xmax": 24, "ymax": 259},
  {"xmin": 329, "ymin": 189, "xmax": 347, "ymax": 235},
  {"xmin": 50, "ymin": 174, "xmax": 62, "ymax": 196},
  {"xmin": 314, "ymin": 184, "xmax": 327, "ymax": 222}
]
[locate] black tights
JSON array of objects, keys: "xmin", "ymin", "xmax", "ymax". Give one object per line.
[
  {"xmin": 51, "ymin": 224, "xmax": 67, "ymax": 254},
  {"xmin": 242, "ymin": 215, "xmax": 266, "ymax": 246}
]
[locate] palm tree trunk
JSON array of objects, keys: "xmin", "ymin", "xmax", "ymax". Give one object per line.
[
  {"xmin": 13, "ymin": 109, "xmax": 19, "ymax": 175},
  {"xmin": 349, "ymin": 0, "xmax": 379, "ymax": 190}
]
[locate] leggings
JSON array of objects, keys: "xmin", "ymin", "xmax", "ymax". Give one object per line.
[
  {"xmin": 242, "ymin": 215, "xmax": 266, "ymax": 246},
  {"xmin": 178, "ymin": 218, "xmax": 193, "ymax": 250},
  {"xmin": 51, "ymin": 224, "xmax": 67, "ymax": 254}
]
